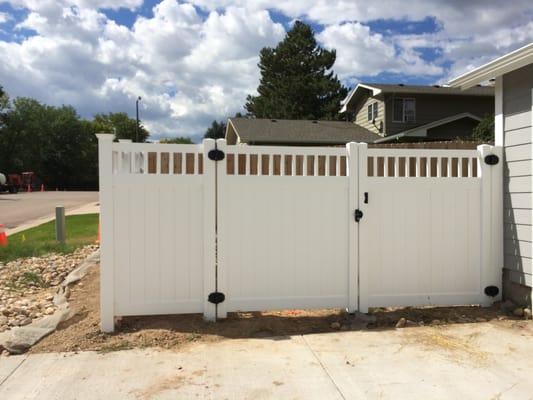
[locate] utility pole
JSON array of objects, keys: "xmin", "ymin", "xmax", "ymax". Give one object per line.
[{"xmin": 136, "ymin": 96, "xmax": 142, "ymax": 142}]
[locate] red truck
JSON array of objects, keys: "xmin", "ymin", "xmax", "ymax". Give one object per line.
[{"xmin": 0, "ymin": 173, "xmax": 21, "ymax": 193}]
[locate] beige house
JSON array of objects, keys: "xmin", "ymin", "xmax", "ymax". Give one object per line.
[
  {"xmin": 449, "ymin": 42, "xmax": 533, "ymax": 306},
  {"xmin": 340, "ymin": 83, "xmax": 494, "ymax": 142}
]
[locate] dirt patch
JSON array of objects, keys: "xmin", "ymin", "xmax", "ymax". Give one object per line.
[
  {"xmin": 31, "ymin": 264, "xmax": 519, "ymax": 354},
  {"xmin": 405, "ymin": 330, "xmax": 489, "ymax": 366}
]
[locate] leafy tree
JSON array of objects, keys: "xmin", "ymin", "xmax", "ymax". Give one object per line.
[
  {"xmin": 0, "ymin": 86, "xmax": 8, "ymax": 113},
  {"xmin": 160, "ymin": 136, "xmax": 194, "ymax": 144},
  {"xmin": 93, "ymin": 112, "xmax": 149, "ymax": 142},
  {"xmin": 472, "ymin": 114, "xmax": 494, "ymax": 142},
  {"xmin": 203, "ymin": 120, "xmax": 226, "ymax": 139},
  {"xmin": 0, "ymin": 96, "xmax": 97, "ymax": 189},
  {"xmin": 245, "ymin": 21, "xmax": 348, "ymax": 120}
]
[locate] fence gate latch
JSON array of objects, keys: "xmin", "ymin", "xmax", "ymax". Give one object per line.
[
  {"xmin": 208, "ymin": 291, "xmax": 225, "ymax": 304},
  {"xmin": 354, "ymin": 209, "xmax": 363, "ymax": 222},
  {"xmin": 208, "ymin": 149, "xmax": 225, "ymax": 161}
]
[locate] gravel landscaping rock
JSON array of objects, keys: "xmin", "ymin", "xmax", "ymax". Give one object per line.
[{"xmin": 0, "ymin": 245, "xmax": 98, "ymax": 333}]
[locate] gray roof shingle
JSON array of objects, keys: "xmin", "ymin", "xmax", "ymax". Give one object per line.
[{"xmin": 228, "ymin": 118, "xmax": 381, "ymax": 145}]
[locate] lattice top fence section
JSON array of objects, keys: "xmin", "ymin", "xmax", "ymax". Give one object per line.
[{"xmin": 110, "ymin": 141, "xmax": 481, "ymax": 178}]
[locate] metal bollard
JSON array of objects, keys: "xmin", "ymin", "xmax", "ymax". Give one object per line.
[{"xmin": 55, "ymin": 206, "xmax": 66, "ymax": 244}]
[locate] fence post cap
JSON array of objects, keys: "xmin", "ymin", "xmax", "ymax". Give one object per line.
[{"xmin": 96, "ymin": 133, "xmax": 115, "ymax": 141}]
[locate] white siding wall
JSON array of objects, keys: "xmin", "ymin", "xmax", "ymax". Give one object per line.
[{"xmin": 503, "ymin": 64, "xmax": 533, "ymax": 288}]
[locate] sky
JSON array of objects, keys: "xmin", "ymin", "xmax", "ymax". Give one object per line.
[{"xmin": 0, "ymin": 1, "xmax": 532, "ymax": 141}]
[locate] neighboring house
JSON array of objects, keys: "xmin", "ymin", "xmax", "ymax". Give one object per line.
[
  {"xmin": 340, "ymin": 83, "xmax": 494, "ymax": 142},
  {"xmin": 449, "ymin": 42, "xmax": 533, "ymax": 307},
  {"xmin": 225, "ymin": 118, "xmax": 381, "ymax": 145}
]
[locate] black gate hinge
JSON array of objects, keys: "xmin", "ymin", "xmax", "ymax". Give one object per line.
[
  {"xmin": 354, "ymin": 209, "xmax": 363, "ymax": 222},
  {"xmin": 208, "ymin": 149, "xmax": 225, "ymax": 161},
  {"xmin": 208, "ymin": 291, "xmax": 225, "ymax": 304},
  {"xmin": 484, "ymin": 154, "xmax": 499, "ymax": 165}
]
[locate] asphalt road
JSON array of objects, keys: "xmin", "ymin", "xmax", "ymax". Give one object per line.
[{"xmin": 0, "ymin": 191, "xmax": 98, "ymax": 230}]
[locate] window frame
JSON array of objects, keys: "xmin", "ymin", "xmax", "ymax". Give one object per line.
[
  {"xmin": 367, "ymin": 102, "xmax": 378, "ymax": 122},
  {"xmin": 392, "ymin": 97, "xmax": 416, "ymax": 123}
]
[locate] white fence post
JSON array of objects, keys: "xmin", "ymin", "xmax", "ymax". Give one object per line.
[
  {"xmin": 97, "ymin": 133, "xmax": 115, "ymax": 332},
  {"xmin": 203, "ymin": 139, "xmax": 217, "ymax": 321},
  {"xmin": 346, "ymin": 142, "xmax": 359, "ymax": 313},
  {"xmin": 492, "ymin": 145, "xmax": 503, "ymax": 303},
  {"xmin": 357, "ymin": 142, "xmax": 368, "ymax": 313},
  {"xmin": 478, "ymin": 144, "xmax": 503, "ymax": 305},
  {"xmin": 215, "ymin": 138, "xmax": 228, "ymax": 319}
]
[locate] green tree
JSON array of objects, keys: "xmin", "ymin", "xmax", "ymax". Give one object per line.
[
  {"xmin": 472, "ymin": 114, "xmax": 494, "ymax": 142},
  {"xmin": 0, "ymin": 86, "xmax": 8, "ymax": 113},
  {"xmin": 203, "ymin": 120, "xmax": 226, "ymax": 139},
  {"xmin": 92, "ymin": 112, "xmax": 149, "ymax": 142},
  {"xmin": 160, "ymin": 136, "xmax": 194, "ymax": 144},
  {"xmin": 0, "ymin": 97, "xmax": 98, "ymax": 189},
  {"xmin": 245, "ymin": 21, "xmax": 348, "ymax": 120}
]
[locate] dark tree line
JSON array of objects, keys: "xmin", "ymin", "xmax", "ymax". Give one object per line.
[{"xmin": 0, "ymin": 87, "xmax": 149, "ymax": 190}]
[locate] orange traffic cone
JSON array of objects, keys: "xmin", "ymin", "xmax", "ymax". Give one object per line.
[
  {"xmin": 0, "ymin": 224, "xmax": 7, "ymax": 247},
  {"xmin": 40, "ymin": 184, "xmax": 45, "ymax": 192},
  {"xmin": 27, "ymin": 184, "xmax": 32, "ymax": 192}
]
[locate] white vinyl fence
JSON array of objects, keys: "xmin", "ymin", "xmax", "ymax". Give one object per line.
[{"xmin": 97, "ymin": 135, "xmax": 502, "ymax": 332}]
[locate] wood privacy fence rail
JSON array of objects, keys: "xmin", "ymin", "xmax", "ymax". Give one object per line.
[{"xmin": 97, "ymin": 135, "xmax": 503, "ymax": 332}]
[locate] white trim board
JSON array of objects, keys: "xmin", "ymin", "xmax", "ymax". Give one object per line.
[{"xmin": 449, "ymin": 42, "xmax": 533, "ymax": 89}]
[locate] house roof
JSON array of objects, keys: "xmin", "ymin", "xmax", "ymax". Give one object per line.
[
  {"xmin": 340, "ymin": 83, "xmax": 494, "ymax": 113},
  {"xmin": 449, "ymin": 42, "xmax": 533, "ymax": 89},
  {"xmin": 226, "ymin": 118, "xmax": 381, "ymax": 145},
  {"xmin": 374, "ymin": 112, "xmax": 482, "ymax": 143}
]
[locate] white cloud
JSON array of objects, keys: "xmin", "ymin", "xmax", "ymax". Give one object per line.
[
  {"xmin": 0, "ymin": 12, "xmax": 12, "ymax": 25},
  {"xmin": 0, "ymin": 0, "xmax": 532, "ymax": 139},
  {"xmin": 0, "ymin": 0, "xmax": 285, "ymax": 138},
  {"xmin": 317, "ymin": 22, "xmax": 442, "ymax": 80}
]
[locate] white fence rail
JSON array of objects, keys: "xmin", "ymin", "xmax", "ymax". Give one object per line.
[{"xmin": 97, "ymin": 135, "xmax": 503, "ymax": 332}]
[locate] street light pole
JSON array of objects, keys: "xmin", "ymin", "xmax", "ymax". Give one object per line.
[{"xmin": 136, "ymin": 96, "xmax": 142, "ymax": 142}]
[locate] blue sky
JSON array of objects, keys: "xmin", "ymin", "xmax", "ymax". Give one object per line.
[{"xmin": 0, "ymin": 0, "xmax": 532, "ymax": 140}]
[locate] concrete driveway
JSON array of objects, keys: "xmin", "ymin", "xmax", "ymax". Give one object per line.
[
  {"xmin": 0, "ymin": 192, "xmax": 98, "ymax": 233},
  {"xmin": 1, "ymin": 321, "xmax": 532, "ymax": 399}
]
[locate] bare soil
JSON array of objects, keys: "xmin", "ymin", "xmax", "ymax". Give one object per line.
[{"xmin": 31, "ymin": 264, "xmax": 517, "ymax": 354}]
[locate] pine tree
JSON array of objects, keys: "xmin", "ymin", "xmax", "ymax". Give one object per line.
[{"xmin": 245, "ymin": 21, "xmax": 347, "ymax": 120}]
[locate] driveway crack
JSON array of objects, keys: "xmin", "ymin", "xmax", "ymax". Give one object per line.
[
  {"xmin": 301, "ymin": 335, "xmax": 346, "ymax": 400},
  {"xmin": 0, "ymin": 356, "xmax": 27, "ymax": 387}
]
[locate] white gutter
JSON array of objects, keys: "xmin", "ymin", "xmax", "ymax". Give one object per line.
[{"xmin": 449, "ymin": 42, "xmax": 533, "ymax": 89}]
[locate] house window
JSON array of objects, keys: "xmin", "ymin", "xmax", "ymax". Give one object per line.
[
  {"xmin": 367, "ymin": 102, "xmax": 378, "ymax": 122},
  {"xmin": 393, "ymin": 98, "xmax": 416, "ymax": 123}
]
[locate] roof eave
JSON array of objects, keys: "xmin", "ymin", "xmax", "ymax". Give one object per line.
[
  {"xmin": 449, "ymin": 42, "xmax": 533, "ymax": 89},
  {"xmin": 374, "ymin": 112, "xmax": 482, "ymax": 143},
  {"xmin": 340, "ymin": 84, "xmax": 382, "ymax": 113}
]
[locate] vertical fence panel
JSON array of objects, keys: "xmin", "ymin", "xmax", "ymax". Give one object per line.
[
  {"xmin": 346, "ymin": 142, "xmax": 359, "ymax": 312},
  {"xmin": 97, "ymin": 133, "xmax": 115, "ymax": 332},
  {"xmin": 203, "ymin": 139, "xmax": 217, "ymax": 320}
]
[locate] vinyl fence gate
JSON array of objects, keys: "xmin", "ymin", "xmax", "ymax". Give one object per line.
[{"xmin": 97, "ymin": 135, "xmax": 503, "ymax": 332}]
